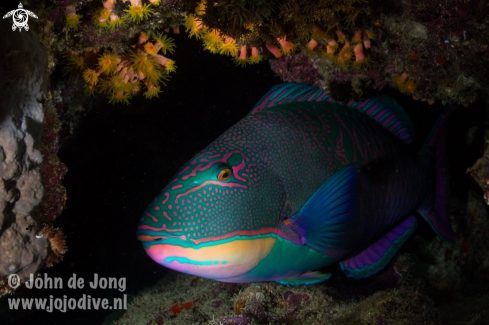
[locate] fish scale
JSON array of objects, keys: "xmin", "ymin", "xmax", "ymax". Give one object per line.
[{"xmin": 138, "ymin": 83, "xmax": 455, "ymax": 284}]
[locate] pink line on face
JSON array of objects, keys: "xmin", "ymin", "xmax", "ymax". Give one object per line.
[
  {"xmin": 138, "ymin": 223, "xmax": 183, "ymax": 232},
  {"xmin": 182, "ymin": 151, "xmax": 241, "ymax": 180},
  {"xmin": 175, "ymin": 180, "xmax": 248, "ymax": 203},
  {"xmin": 163, "ymin": 211, "xmax": 171, "ymax": 221},
  {"xmin": 162, "ymin": 192, "xmax": 170, "ymax": 204},
  {"xmin": 232, "ymin": 159, "xmax": 247, "ymax": 182},
  {"xmin": 190, "ymin": 227, "xmax": 277, "ymax": 244},
  {"xmin": 178, "ymin": 166, "xmax": 190, "ymax": 175},
  {"xmin": 208, "ymin": 154, "xmax": 221, "ymax": 158},
  {"xmin": 171, "ymin": 184, "xmax": 183, "ymax": 190},
  {"xmin": 144, "ymin": 211, "xmax": 159, "ymax": 222}
]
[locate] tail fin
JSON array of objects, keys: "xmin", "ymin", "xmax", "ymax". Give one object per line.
[{"xmin": 418, "ymin": 105, "xmax": 458, "ymax": 242}]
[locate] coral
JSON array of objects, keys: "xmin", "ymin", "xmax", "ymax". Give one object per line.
[
  {"xmin": 261, "ymin": 1, "xmax": 489, "ymax": 105},
  {"xmin": 41, "ymin": 225, "xmax": 67, "ymax": 268},
  {"xmin": 123, "ymin": 1, "xmax": 154, "ymax": 24},
  {"xmin": 110, "ymin": 271, "xmax": 442, "ymax": 325},
  {"xmin": 61, "ymin": 30, "xmax": 176, "ymax": 104},
  {"xmin": 153, "ymin": 32, "xmax": 176, "ymax": 55},
  {"xmin": 65, "ymin": 5, "xmax": 82, "ymax": 31},
  {"xmin": 467, "ymin": 138, "xmax": 489, "ymax": 205},
  {"xmin": 219, "ymin": 37, "xmax": 239, "ymax": 56},
  {"xmin": 270, "ymin": 53, "xmax": 322, "ymax": 86},
  {"xmin": 0, "ymin": 17, "xmax": 51, "ymax": 294},
  {"xmin": 38, "ymin": 94, "xmax": 68, "ymax": 224},
  {"xmin": 82, "ymin": 68, "xmax": 99, "ymax": 85},
  {"xmin": 97, "ymin": 52, "xmax": 120, "ymax": 74}
]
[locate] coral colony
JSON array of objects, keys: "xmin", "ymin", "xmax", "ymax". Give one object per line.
[{"xmin": 51, "ymin": 0, "xmax": 488, "ymax": 105}]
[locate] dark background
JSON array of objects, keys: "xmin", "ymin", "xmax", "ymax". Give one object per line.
[{"xmin": 1, "ymin": 0, "xmax": 486, "ymax": 323}]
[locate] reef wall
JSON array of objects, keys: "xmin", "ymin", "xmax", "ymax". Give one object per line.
[{"xmin": 0, "ymin": 16, "xmax": 66, "ymax": 296}]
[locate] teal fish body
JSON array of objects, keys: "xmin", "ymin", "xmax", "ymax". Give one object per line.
[{"xmin": 138, "ymin": 83, "xmax": 455, "ymax": 284}]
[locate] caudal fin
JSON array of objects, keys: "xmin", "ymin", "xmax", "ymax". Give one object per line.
[{"xmin": 418, "ymin": 105, "xmax": 458, "ymax": 242}]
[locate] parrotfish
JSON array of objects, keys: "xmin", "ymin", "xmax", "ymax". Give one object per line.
[{"xmin": 137, "ymin": 83, "xmax": 455, "ymax": 285}]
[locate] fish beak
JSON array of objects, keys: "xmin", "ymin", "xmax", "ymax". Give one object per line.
[{"xmin": 139, "ymin": 236, "xmax": 277, "ymax": 281}]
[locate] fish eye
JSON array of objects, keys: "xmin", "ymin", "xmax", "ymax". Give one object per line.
[{"xmin": 217, "ymin": 168, "xmax": 232, "ymax": 181}]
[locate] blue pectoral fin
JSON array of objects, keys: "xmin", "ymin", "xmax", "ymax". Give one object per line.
[
  {"xmin": 340, "ymin": 216, "xmax": 417, "ymax": 279},
  {"xmin": 277, "ymin": 271, "xmax": 331, "ymax": 286},
  {"xmin": 289, "ymin": 164, "xmax": 360, "ymax": 253}
]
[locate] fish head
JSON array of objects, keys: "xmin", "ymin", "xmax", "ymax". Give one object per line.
[{"xmin": 137, "ymin": 147, "xmax": 286, "ymax": 282}]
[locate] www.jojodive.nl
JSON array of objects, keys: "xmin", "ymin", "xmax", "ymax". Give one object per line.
[{"xmin": 8, "ymin": 294, "xmax": 127, "ymax": 313}]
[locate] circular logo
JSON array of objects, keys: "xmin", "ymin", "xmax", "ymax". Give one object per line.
[
  {"xmin": 13, "ymin": 10, "xmax": 28, "ymax": 28},
  {"xmin": 8, "ymin": 274, "xmax": 20, "ymax": 289}
]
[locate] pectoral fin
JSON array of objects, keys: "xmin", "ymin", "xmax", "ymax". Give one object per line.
[
  {"xmin": 277, "ymin": 271, "xmax": 331, "ymax": 285},
  {"xmin": 288, "ymin": 164, "xmax": 360, "ymax": 253}
]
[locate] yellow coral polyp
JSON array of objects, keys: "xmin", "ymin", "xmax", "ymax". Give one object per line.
[
  {"xmin": 164, "ymin": 60, "xmax": 177, "ymax": 73},
  {"xmin": 195, "ymin": 0, "xmax": 206, "ymax": 16},
  {"xmin": 219, "ymin": 38, "xmax": 238, "ymax": 56},
  {"xmin": 130, "ymin": 52, "xmax": 162, "ymax": 84},
  {"xmin": 109, "ymin": 90, "xmax": 130, "ymax": 105},
  {"xmin": 97, "ymin": 52, "xmax": 119, "ymax": 74},
  {"xmin": 83, "ymin": 68, "xmax": 98, "ymax": 85},
  {"xmin": 249, "ymin": 54, "xmax": 262, "ymax": 64},
  {"xmin": 185, "ymin": 15, "xmax": 206, "ymax": 39},
  {"xmin": 93, "ymin": 8, "xmax": 111, "ymax": 29},
  {"xmin": 202, "ymin": 29, "xmax": 223, "ymax": 53},
  {"xmin": 83, "ymin": 83, "xmax": 96, "ymax": 96},
  {"xmin": 124, "ymin": 3, "xmax": 154, "ymax": 24},
  {"xmin": 336, "ymin": 42, "xmax": 352, "ymax": 68},
  {"xmin": 63, "ymin": 54, "xmax": 85, "ymax": 77},
  {"xmin": 352, "ymin": 57, "xmax": 373, "ymax": 70},
  {"xmin": 108, "ymin": 16, "xmax": 124, "ymax": 30},
  {"xmin": 392, "ymin": 73, "xmax": 417, "ymax": 94},
  {"xmin": 153, "ymin": 32, "xmax": 176, "ymax": 55},
  {"xmin": 129, "ymin": 81, "xmax": 141, "ymax": 94},
  {"xmin": 130, "ymin": 52, "xmax": 152, "ymax": 74},
  {"xmin": 66, "ymin": 14, "xmax": 82, "ymax": 30},
  {"xmin": 143, "ymin": 83, "xmax": 161, "ymax": 99},
  {"xmin": 99, "ymin": 75, "xmax": 128, "ymax": 96},
  {"xmin": 66, "ymin": 55, "xmax": 84, "ymax": 70},
  {"xmin": 404, "ymin": 80, "xmax": 417, "ymax": 94},
  {"xmin": 233, "ymin": 57, "xmax": 249, "ymax": 67}
]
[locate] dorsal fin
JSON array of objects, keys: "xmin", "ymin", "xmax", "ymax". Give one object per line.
[
  {"xmin": 345, "ymin": 94, "xmax": 414, "ymax": 144},
  {"xmin": 249, "ymin": 83, "xmax": 334, "ymax": 115},
  {"xmin": 251, "ymin": 83, "xmax": 414, "ymax": 144}
]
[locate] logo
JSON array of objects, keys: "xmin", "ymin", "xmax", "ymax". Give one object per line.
[
  {"xmin": 8, "ymin": 274, "xmax": 21, "ymax": 289},
  {"xmin": 2, "ymin": 3, "xmax": 38, "ymax": 32}
]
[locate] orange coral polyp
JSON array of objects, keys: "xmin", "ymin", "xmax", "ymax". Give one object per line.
[
  {"xmin": 307, "ymin": 39, "xmax": 318, "ymax": 50},
  {"xmin": 326, "ymin": 40, "xmax": 338, "ymax": 54},
  {"xmin": 336, "ymin": 30, "xmax": 346, "ymax": 43},
  {"xmin": 277, "ymin": 36, "xmax": 295, "ymax": 54},
  {"xmin": 353, "ymin": 30, "xmax": 362, "ymax": 44},
  {"xmin": 353, "ymin": 43, "xmax": 364, "ymax": 62},
  {"xmin": 404, "ymin": 80, "xmax": 417, "ymax": 93},
  {"xmin": 144, "ymin": 42, "xmax": 158, "ymax": 55},
  {"xmin": 239, "ymin": 46, "xmax": 247, "ymax": 60},
  {"xmin": 266, "ymin": 44, "xmax": 282, "ymax": 58},
  {"xmin": 139, "ymin": 32, "xmax": 150, "ymax": 44},
  {"xmin": 336, "ymin": 42, "xmax": 352, "ymax": 66}
]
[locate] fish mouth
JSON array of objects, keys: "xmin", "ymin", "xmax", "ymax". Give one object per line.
[{"xmin": 139, "ymin": 235, "xmax": 277, "ymax": 281}]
